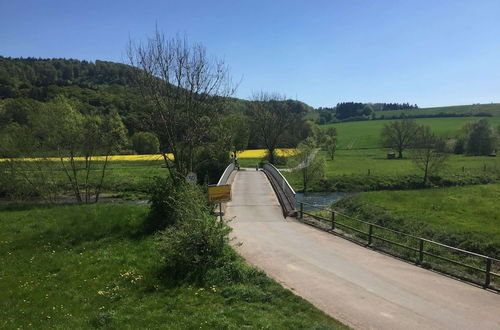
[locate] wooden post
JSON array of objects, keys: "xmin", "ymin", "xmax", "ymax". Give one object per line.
[
  {"xmin": 484, "ymin": 258, "xmax": 492, "ymax": 289},
  {"xmin": 368, "ymin": 224, "xmax": 373, "ymax": 246},
  {"xmin": 418, "ymin": 239, "xmax": 424, "ymax": 265},
  {"xmin": 300, "ymin": 202, "xmax": 303, "ymax": 219},
  {"xmin": 331, "ymin": 211, "xmax": 335, "ymax": 231}
]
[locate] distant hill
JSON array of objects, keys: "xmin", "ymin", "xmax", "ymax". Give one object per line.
[{"xmin": 0, "ymin": 56, "xmax": 151, "ymax": 134}]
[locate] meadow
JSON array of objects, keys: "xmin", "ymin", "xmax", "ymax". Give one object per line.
[
  {"xmin": 0, "ymin": 203, "xmax": 347, "ymax": 329},
  {"xmin": 283, "ymin": 149, "xmax": 500, "ymax": 192},
  {"xmin": 322, "ymin": 117, "xmax": 500, "ymax": 149}
]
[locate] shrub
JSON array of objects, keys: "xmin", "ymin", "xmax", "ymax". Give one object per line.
[
  {"xmin": 145, "ymin": 176, "xmax": 210, "ymax": 233},
  {"xmin": 156, "ymin": 212, "xmax": 232, "ymax": 280},
  {"xmin": 466, "ymin": 119, "xmax": 496, "ymax": 155}
]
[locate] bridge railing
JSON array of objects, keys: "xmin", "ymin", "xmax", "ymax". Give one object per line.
[
  {"xmin": 217, "ymin": 163, "xmax": 235, "ymax": 186},
  {"xmin": 262, "ymin": 163, "xmax": 296, "ymax": 217},
  {"xmin": 297, "ymin": 201, "xmax": 500, "ymax": 291}
]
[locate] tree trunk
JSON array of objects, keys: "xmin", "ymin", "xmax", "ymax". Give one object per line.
[{"xmin": 269, "ymin": 148, "xmax": 276, "ymax": 165}]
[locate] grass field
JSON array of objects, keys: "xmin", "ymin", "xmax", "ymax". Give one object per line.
[
  {"xmin": 322, "ymin": 117, "xmax": 500, "ymax": 149},
  {"xmin": 283, "ymin": 149, "xmax": 500, "ymax": 192},
  {"xmin": 0, "ymin": 203, "xmax": 347, "ymax": 329},
  {"xmin": 372, "ymin": 103, "xmax": 500, "ymax": 119},
  {"xmin": 355, "ymin": 184, "xmax": 500, "ymax": 239}
]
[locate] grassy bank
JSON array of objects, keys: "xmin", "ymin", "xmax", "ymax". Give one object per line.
[
  {"xmin": 343, "ymin": 184, "xmax": 500, "ymax": 253},
  {"xmin": 0, "ymin": 203, "xmax": 347, "ymax": 329}
]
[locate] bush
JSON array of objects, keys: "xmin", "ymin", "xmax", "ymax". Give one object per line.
[
  {"xmin": 145, "ymin": 176, "xmax": 210, "ymax": 233},
  {"xmin": 156, "ymin": 212, "xmax": 232, "ymax": 280}
]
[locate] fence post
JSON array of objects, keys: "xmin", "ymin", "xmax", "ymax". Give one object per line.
[
  {"xmin": 368, "ymin": 224, "xmax": 373, "ymax": 246},
  {"xmin": 331, "ymin": 211, "xmax": 335, "ymax": 231},
  {"xmin": 418, "ymin": 239, "xmax": 424, "ymax": 265},
  {"xmin": 300, "ymin": 202, "xmax": 303, "ymax": 219},
  {"xmin": 484, "ymin": 258, "xmax": 492, "ymax": 289}
]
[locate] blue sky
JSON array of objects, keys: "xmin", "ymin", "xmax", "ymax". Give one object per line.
[{"xmin": 1, "ymin": 0, "xmax": 499, "ymax": 108}]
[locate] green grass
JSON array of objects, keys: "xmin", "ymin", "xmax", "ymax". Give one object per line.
[
  {"xmin": 0, "ymin": 203, "xmax": 347, "ymax": 329},
  {"xmin": 284, "ymin": 149, "xmax": 500, "ymax": 192},
  {"xmin": 373, "ymin": 103, "xmax": 500, "ymax": 119},
  {"xmin": 321, "ymin": 117, "xmax": 500, "ymax": 149},
  {"xmin": 356, "ymin": 184, "xmax": 500, "ymax": 238}
]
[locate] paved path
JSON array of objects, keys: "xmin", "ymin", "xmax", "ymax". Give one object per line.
[{"xmin": 225, "ymin": 170, "xmax": 500, "ymax": 330}]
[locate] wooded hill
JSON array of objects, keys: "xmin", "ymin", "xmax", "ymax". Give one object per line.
[{"xmin": 0, "ymin": 56, "xmax": 314, "ymax": 148}]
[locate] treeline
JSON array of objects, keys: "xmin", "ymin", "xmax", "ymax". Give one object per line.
[
  {"xmin": 372, "ymin": 102, "xmax": 418, "ymax": 111},
  {"xmin": 0, "ymin": 56, "xmax": 135, "ymax": 96},
  {"xmin": 316, "ymin": 102, "xmax": 418, "ymax": 124}
]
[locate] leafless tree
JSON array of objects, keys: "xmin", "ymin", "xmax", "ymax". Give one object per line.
[
  {"xmin": 127, "ymin": 30, "xmax": 236, "ymax": 182},
  {"xmin": 411, "ymin": 126, "xmax": 448, "ymax": 186}
]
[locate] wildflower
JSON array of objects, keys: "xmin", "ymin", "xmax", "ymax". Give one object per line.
[{"xmin": 97, "ymin": 290, "xmax": 105, "ymax": 295}]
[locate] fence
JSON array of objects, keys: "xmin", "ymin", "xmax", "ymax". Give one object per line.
[
  {"xmin": 262, "ymin": 163, "xmax": 296, "ymax": 217},
  {"xmin": 297, "ymin": 201, "xmax": 500, "ymax": 291}
]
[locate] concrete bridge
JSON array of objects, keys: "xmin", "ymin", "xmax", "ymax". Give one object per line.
[{"xmin": 221, "ymin": 166, "xmax": 500, "ymax": 330}]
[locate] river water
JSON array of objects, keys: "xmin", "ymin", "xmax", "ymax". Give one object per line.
[{"xmin": 295, "ymin": 192, "xmax": 346, "ymax": 211}]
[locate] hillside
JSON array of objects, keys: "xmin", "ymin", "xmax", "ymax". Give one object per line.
[
  {"xmin": 0, "ymin": 57, "xmax": 315, "ymax": 141},
  {"xmin": 372, "ymin": 103, "xmax": 500, "ymax": 119},
  {"xmin": 322, "ymin": 117, "xmax": 500, "ymax": 149}
]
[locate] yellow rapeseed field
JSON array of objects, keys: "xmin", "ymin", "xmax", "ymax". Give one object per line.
[
  {"xmin": 236, "ymin": 148, "xmax": 297, "ymax": 158},
  {"xmin": 0, "ymin": 149, "xmax": 296, "ymax": 162}
]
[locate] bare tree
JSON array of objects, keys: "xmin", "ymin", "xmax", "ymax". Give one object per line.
[
  {"xmin": 127, "ymin": 30, "xmax": 235, "ymax": 182},
  {"xmin": 293, "ymin": 137, "xmax": 325, "ymax": 192},
  {"xmin": 411, "ymin": 126, "xmax": 448, "ymax": 186},
  {"xmin": 249, "ymin": 92, "xmax": 305, "ymax": 164},
  {"xmin": 381, "ymin": 119, "xmax": 420, "ymax": 158}
]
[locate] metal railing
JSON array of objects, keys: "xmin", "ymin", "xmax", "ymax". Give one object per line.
[
  {"xmin": 297, "ymin": 201, "xmax": 500, "ymax": 291},
  {"xmin": 262, "ymin": 163, "xmax": 296, "ymax": 217},
  {"xmin": 217, "ymin": 163, "xmax": 235, "ymax": 186}
]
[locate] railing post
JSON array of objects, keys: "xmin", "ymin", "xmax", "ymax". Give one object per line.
[
  {"xmin": 418, "ymin": 239, "xmax": 424, "ymax": 265},
  {"xmin": 331, "ymin": 211, "xmax": 335, "ymax": 231},
  {"xmin": 484, "ymin": 258, "xmax": 492, "ymax": 289},
  {"xmin": 300, "ymin": 202, "xmax": 303, "ymax": 219},
  {"xmin": 367, "ymin": 224, "xmax": 373, "ymax": 246}
]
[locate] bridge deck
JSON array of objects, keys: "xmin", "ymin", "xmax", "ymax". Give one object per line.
[{"xmin": 225, "ymin": 169, "xmax": 500, "ymax": 330}]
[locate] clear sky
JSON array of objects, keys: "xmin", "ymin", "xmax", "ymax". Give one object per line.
[{"xmin": 1, "ymin": 0, "xmax": 499, "ymax": 108}]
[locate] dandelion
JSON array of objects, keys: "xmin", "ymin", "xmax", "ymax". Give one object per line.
[{"xmin": 97, "ymin": 290, "xmax": 105, "ymax": 295}]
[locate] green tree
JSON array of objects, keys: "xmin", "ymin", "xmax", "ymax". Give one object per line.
[
  {"xmin": 381, "ymin": 119, "xmax": 420, "ymax": 158},
  {"xmin": 221, "ymin": 113, "xmax": 249, "ymax": 158},
  {"xmin": 410, "ymin": 126, "xmax": 448, "ymax": 186},
  {"xmin": 249, "ymin": 92, "xmax": 305, "ymax": 164},
  {"xmin": 466, "ymin": 119, "xmax": 496, "ymax": 155},
  {"xmin": 131, "ymin": 132, "xmax": 160, "ymax": 154},
  {"xmin": 322, "ymin": 127, "xmax": 337, "ymax": 160}
]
